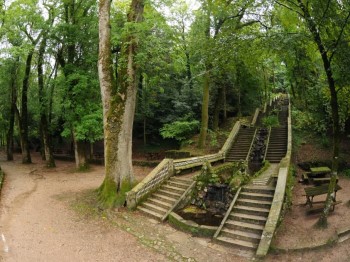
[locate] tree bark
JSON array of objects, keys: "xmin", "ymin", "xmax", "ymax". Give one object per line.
[
  {"xmin": 98, "ymin": 0, "xmax": 144, "ymax": 208},
  {"xmin": 19, "ymin": 50, "xmax": 34, "ymax": 164}
]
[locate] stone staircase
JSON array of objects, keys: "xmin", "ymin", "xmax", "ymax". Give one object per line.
[
  {"xmin": 265, "ymin": 99, "xmax": 289, "ymax": 163},
  {"xmin": 265, "ymin": 127, "xmax": 287, "ymax": 163},
  {"xmin": 137, "ymin": 177, "xmax": 193, "ymax": 220},
  {"xmin": 226, "ymin": 127, "xmax": 256, "ymax": 162},
  {"xmin": 215, "ymin": 185, "xmax": 275, "ymax": 249}
]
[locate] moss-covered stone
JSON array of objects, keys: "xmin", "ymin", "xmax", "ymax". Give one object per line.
[{"xmin": 168, "ymin": 212, "xmax": 216, "ymax": 237}]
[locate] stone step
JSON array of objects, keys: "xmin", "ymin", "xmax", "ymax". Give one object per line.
[
  {"xmin": 230, "ymin": 213, "xmax": 267, "ymax": 225},
  {"xmin": 167, "ymin": 180, "xmax": 191, "ymax": 190},
  {"xmin": 236, "ymin": 198, "xmax": 272, "ymax": 208},
  {"xmin": 157, "ymin": 189, "xmax": 182, "ymax": 199},
  {"xmin": 220, "ymin": 228, "xmax": 261, "ymax": 243},
  {"xmin": 233, "ymin": 205, "xmax": 270, "ymax": 216},
  {"xmin": 147, "ymin": 197, "xmax": 173, "ymax": 210},
  {"xmin": 137, "ymin": 206, "xmax": 163, "ymax": 220},
  {"xmin": 141, "ymin": 202, "xmax": 167, "ymax": 215},
  {"xmin": 170, "ymin": 177, "xmax": 193, "ymax": 185},
  {"xmin": 242, "ymin": 185, "xmax": 275, "ymax": 195},
  {"xmin": 152, "ymin": 193, "xmax": 177, "ymax": 204},
  {"xmin": 240, "ymin": 192, "xmax": 273, "ymax": 201},
  {"xmin": 162, "ymin": 185, "xmax": 186, "ymax": 194},
  {"xmin": 216, "ymin": 236, "xmax": 258, "ymax": 249},
  {"xmin": 224, "ymin": 219, "xmax": 264, "ymax": 235}
]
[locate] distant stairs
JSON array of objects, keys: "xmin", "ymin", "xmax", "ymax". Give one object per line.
[
  {"xmin": 265, "ymin": 100, "xmax": 288, "ymax": 163},
  {"xmin": 137, "ymin": 177, "xmax": 193, "ymax": 220},
  {"xmin": 226, "ymin": 127, "xmax": 256, "ymax": 162},
  {"xmin": 215, "ymin": 185, "xmax": 275, "ymax": 249},
  {"xmin": 265, "ymin": 127, "xmax": 287, "ymax": 163}
]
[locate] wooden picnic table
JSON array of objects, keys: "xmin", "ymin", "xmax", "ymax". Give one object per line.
[
  {"xmin": 304, "ymin": 184, "xmax": 341, "ymax": 208},
  {"xmin": 310, "ymin": 166, "xmax": 331, "ymax": 176}
]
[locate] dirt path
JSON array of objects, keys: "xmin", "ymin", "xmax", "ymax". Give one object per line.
[{"xmin": 0, "ymin": 153, "xmax": 248, "ymax": 262}]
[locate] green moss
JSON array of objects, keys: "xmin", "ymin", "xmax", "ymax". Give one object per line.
[
  {"xmin": 76, "ymin": 163, "xmax": 90, "ymax": 172},
  {"xmin": 168, "ymin": 213, "xmax": 216, "ymax": 237},
  {"xmin": 98, "ymin": 177, "xmax": 135, "ymax": 209}
]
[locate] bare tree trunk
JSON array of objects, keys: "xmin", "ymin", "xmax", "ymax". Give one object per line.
[
  {"xmin": 73, "ymin": 132, "xmax": 87, "ymax": 170},
  {"xmin": 98, "ymin": 0, "xmax": 144, "ymax": 208},
  {"xmin": 20, "ymin": 50, "xmax": 33, "ymax": 164}
]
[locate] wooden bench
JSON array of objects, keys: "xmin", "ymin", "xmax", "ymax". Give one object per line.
[
  {"xmin": 304, "ymin": 184, "xmax": 341, "ymax": 208},
  {"xmin": 313, "ymin": 176, "xmax": 338, "ymax": 185}
]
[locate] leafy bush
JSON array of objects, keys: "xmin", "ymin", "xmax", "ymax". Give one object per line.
[
  {"xmin": 262, "ymin": 115, "xmax": 279, "ymax": 127},
  {"xmin": 160, "ymin": 120, "xmax": 199, "ymax": 142},
  {"xmin": 343, "ymin": 169, "xmax": 350, "ymax": 178}
]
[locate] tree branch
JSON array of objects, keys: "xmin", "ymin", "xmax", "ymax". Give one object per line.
[
  {"xmin": 329, "ymin": 11, "xmax": 350, "ymax": 62},
  {"xmin": 274, "ymin": 0, "xmax": 304, "ymax": 17}
]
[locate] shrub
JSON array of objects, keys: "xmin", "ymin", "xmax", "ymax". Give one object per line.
[
  {"xmin": 160, "ymin": 120, "xmax": 199, "ymax": 142},
  {"xmin": 262, "ymin": 115, "xmax": 279, "ymax": 127}
]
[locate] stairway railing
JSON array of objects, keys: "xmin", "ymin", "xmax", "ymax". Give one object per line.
[
  {"xmin": 256, "ymin": 95, "xmax": 292, "ymax": 257},
  {"xmin": 213, "ymin": 187, "xmax": 242, "ymax": 239},
  {"xmin": 126, "ymin": 159, "xmax": 174, "ymax": 209},
  {"xmin": 263, "ymin": 127, "xmax": 272, "ymax": 162}
]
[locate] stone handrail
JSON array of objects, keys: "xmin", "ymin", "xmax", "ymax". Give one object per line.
[
  {"xmin": 256, "ymin": 95, "xmax": 292, "ymax": 257},
  {"xmin": 162, "ymin": 180, "xmax": 196, "ymax": 221},
  {"xmin": 213, "ymin": 187, "xmax": 242, "ymax": 238},
  {"xmin": 173, "ymin": 153, "xmax": 224, "ymax": 171},
  {"xmin": 220, "ymin": 121, "xmax": 241, "ymax": 157},
  {"xmin": 251, "ymin": 108, "xmax": 260, "ymax": 126},
  {"xmin": 126, "ymin": 159, "xmax": 174, "ymax": 209}
]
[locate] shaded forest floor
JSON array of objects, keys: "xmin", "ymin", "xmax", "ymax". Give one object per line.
[{"xmin": 1, "ymin": 133, "xmax": 350, "ymax": 262}]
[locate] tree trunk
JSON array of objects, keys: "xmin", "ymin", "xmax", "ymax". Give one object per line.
[
  {"xmin": 7, "ymin": 60, "xmax": 19, "ymax": 161},
  {"xmin": 20, "ymin": 50, "xmax": 34, "ymax": 164},
  {"xmin": 98, "ymin": 0, "xmax": 144, "ymax": 208},
  {"xmin": 73, "ymin": 132, "xmax": 87, "ymax": 170},
  {"xmin": 198, "ymin": 70, "xmax": 210, "ymax": 148},
  {"xmin": 38, "ymin": 35, "xmax": 55, "ymax": 167},
  {"xmin": 296, "ymin": 0, "xmax": 340, "ymax": 227}
]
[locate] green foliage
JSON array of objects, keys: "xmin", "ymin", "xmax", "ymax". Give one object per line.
[
  {"xmin": 262, "ymin": 115, "xmax": 279, "ymax": 128},
  {"xmin": 160, "ymin": 120, "xmax": 199, "ymax": 142},
  {"xmin": 343, "ymin": 169, "xmax": 350, "ymax": 178},
  {"xmin": 292, "ymin": 109, "xmax": 327, "ymax": 134}
]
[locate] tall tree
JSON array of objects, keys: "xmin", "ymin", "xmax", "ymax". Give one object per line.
[{"xmin": 98, "ymin": 0, "xmax": 145, "ymax": 207}]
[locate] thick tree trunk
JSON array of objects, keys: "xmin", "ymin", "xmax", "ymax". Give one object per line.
[
  {"xmin": 20, "ymin": 51, "xmax": 34, "ymax": 164},
  {"xmin": 98, "ymin": 0, "xmax": 144, "ymax": 208},
  {"xmin": 198, "ymin": 70, "xmax": 210, "ymax": 148},
  {"xmin": 296, "ymin": 0, "xmax": 340, "ymax": 227},
  {"xmin": 38, "ymin": 36, "xmax": 55, "ymax": 167},
  {"xmin": 6, "ymin": 61, "xmax": 19, "ymax": 161}
]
